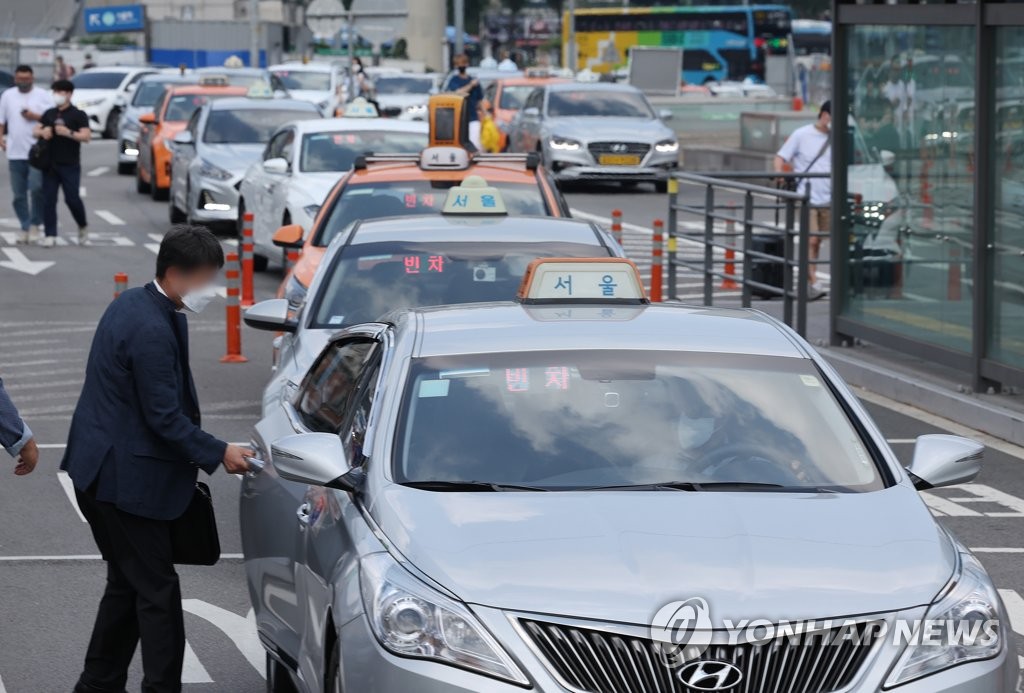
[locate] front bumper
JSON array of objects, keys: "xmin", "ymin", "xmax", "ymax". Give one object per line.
[
  {"xmin": 189, "ymin": 175, "xmax": 242, "ymax": 224},
  {"xmin": 82, "ymin": 106, "xmax": 107, "ymax": 133},
  {"xmin": 119, "ymin": 129, "xmax": 140, "ymax": 164},
  {"xmin": 546, "ymin": 146, "xmax": 679, "ymax": 182}
]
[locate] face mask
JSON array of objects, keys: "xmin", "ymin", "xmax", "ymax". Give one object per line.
[
  {"xmin": 677, "ymin": 414, "xmax": 716, "ymax": 449},
  {"xmin": 180, "ymin": 285, "xmax": 217, "ymax": 314},
  {"xmin": 457, "ymin": 65, "xmax": 467, "ymax": 73},
  {"xmin": 16, "ymin": 82, "xmax": 31, "ymax": 93},
  {"xmin": 53, "ymin": 93, "xmax": 67, "ymax": 106}
]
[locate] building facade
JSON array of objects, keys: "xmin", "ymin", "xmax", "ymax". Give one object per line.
[{"xmin": 831, "ymin": 0, "xmax": 1024, "ymax": 390}]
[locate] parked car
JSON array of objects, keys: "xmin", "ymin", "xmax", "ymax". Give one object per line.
[
  {"xmin": 70, "ymin": 66, "xmax": 158, "ymax": 138},
  {"xmin": 270, "ymin": 62, "xmax": 345, "ymax": 114},
  {"xmin": 116, "ymin": 73, "xmax": 197, "ymax": 174},
  {"xmin": 372, "ymin": 72, "xmax": 439, "ymax": 119},
  {"xmin": 168, "ymin": 95, "xmax": 321, "ymax": 229}
]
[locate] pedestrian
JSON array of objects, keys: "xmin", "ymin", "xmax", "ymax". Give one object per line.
[
  {"xmin": 32, "ymin": 79, "xmax": 90, "ymax": 247},
  {"xmin": 54, "ymin": 55, "xmax": 73, "ymax": 82},
  {"xmin": 478, "ymin": 98, "xmax": 501, "ymax": 153},
  {"xmin": 82, "ymin": 53, "xmax": 97, "ymax": 70},
  {"xmin": 0, "ymin": 64, "xmax": 52, "ymax": 245},
  {"xmin": 497, "ymin": 50, "xmax": 518, "ymax": 72},
  {"xmin": 62, "ymin": 225, "xmax": 253, "ymax": 693},
  {"xmin": 442, "ymin": 53, "xmax": 483, "ymax": 122},
  {"xmin": 1, "ymin": 378, "xmax": 39, "ymax": 476},
  {"xmin": 773, "ymin": 100, "xmax": 831, "ymax": 300}
]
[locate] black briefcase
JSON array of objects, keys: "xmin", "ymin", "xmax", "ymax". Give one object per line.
[{"xmin": 170, "ymin": 482, "xmax": 221, "ymax": 566}]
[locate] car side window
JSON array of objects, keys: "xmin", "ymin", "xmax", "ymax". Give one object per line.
[
  {"xmin": 342, "ymin": 357, "xmax": 381, "ymax": 464},
  {"xmin": 186, "ymin": 109, "xmax": 201, "ymax": 139},
  {"xmin": 265, "ymin": 130, "xmax": 288, "ymax": 160},
  {"xmin": 295, "ymin": 339, "xmax": 378, "ymax": 434},
  {"xmin": 280, "ymin": 129, "xmax": 296, "ymax": 163},
  {"xmin": 484, "ymin": 83, "xmax": 496, "ymax": 106},
  {"xmin": 152, "ymin": 91, "xmax": 168, "ymax": 121}
]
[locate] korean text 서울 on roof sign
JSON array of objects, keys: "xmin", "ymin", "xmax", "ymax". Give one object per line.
[
  {"xmin": 84, "ymin": 4, "xmax": 145, "ymax": 33},
  {"xmin": 518, "ymin": 258, "xmax": 648, "ymax": 303}
]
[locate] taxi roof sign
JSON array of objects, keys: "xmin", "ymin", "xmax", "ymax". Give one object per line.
[
  {"xmin": 517, "ymin": 258, "xmax": 648, "ymax": 304},
  {"xmin": 246, "ymin": 80, "xmax": 275, "ymax": 99},
  {"xmin": 198, "ymin": 74, "xmax": 229, "ymax": 87},
  {"xmin": 442, "ymin": 175, "xmax": 507, "ymax": 215},
  {"xmin": 419, "ymin": 146, "xmax": 470, "ymax": 170},
  {"xmin": 340, "ymin": 97, "xmax": 378, "ymax": 118}
]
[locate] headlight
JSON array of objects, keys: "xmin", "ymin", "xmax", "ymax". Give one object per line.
[
  {"xmin": 76, "ymin": 98, "xmax": 105, "ymax": 108},
  {"xmin": 283, "ymin": 274, "xmax": 307, "ymax": 315},
  {"xmin": 548, "ymin": 136, "xmax": 582, "ymax": 151},
  {"xmin": 405, "ymin": 104, "xmax": 427, "ymax": 114},
  {"xmin": 302, "ymin": 204, "xmax": 320, "ymax": 219},
  {"xmin": 885, "ymin": 552, "xmax": 1002, "ymax": 687},
  {"xmin": 655, "ymin": 139, "xmax": 680, "ymax": 153},
  {"xmin": 198, "ymin": 159, "xmax": 233, "ymax": 181},
  {"xmin": 360, "ymin": 552, "xmax": 529, "ymax": 685}
]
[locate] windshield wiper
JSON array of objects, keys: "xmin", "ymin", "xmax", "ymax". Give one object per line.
[
  {"xmin": 580, "ymin": 481, "xmax": 801, "ymax": 492},
  {"xmin": 403, "ymin": 480, "xmax": 551, "ymax": 492}
]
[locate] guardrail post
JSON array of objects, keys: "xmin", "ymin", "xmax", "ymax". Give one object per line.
[
  {"xmin": 651, "ymin": 219, "xmax": 665, "ymax": 302},
  {"xmin": 702, "ymin": 184, "xmax": 715, "ymax": 305},
  {"xmin": 741, "ymin": 192, "xmax": 754, "ymax": 308},
  {"xmin": 783, "ymin": 197, "xmax": 796, "ymax": 327},
  {"xmin": 113, "ymin": 272, "xmax": 128, "ymax": 300},
  {"xmin": 240, "ymin": 211, "xmax": 255, "ymax": 308},
  {"xmin": 666, "ymin": 178, "xmax": 678, "ymax": 300},
  {"xmin": 721, "ymin": 202, "xmax": 738, "ymax": 290},
  {"xmin": 611, "ymin": 208, "xmax": 623, "ymax": 247},
  {"xmin": 220, "ymin": 252, "xmax": 248, "ymax": 364},
  {"xmin": 796, "ymin": 197, "xmax": 811, "ymax": 338}
]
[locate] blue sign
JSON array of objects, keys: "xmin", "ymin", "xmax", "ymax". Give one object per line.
[{"xmin": 84, "ymin": 5, "xmax": 145, "ymax": 33}]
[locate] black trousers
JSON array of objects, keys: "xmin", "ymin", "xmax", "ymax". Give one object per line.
[
  {"xmin": 74, "ymin": 486, "xmax": 185, "ymax": 693},
  {"xmin": 42, "ymin": 163, "xmax": 87, "ymax": 237}
]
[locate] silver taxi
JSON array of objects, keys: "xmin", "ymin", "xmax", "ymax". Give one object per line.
[{"xmin": 239, "ymin": 258, "xmax": 1016, "ymax": 692}]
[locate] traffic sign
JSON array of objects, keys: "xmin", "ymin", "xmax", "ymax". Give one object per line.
[{"xmin": 84, "ymin": 4, "xmax": 145, "ymax": 33}]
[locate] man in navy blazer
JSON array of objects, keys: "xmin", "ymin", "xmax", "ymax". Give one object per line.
[{"xmin": 62, "ymin": 225, "xmax": 252, "ymax": 693}]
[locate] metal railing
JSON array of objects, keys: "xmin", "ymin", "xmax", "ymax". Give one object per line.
[{"xmin": 665, "ymin": 170, "xmax": 830, "ymax": 337}]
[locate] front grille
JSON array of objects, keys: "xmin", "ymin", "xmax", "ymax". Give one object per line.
[
  {"xmin": 588, "ymin": 141, "xmax": 651, "ymax": 156},
  {"xmin": 381, "ymin": 106, "xmax": 402, "ymax": 117},
  {"xmin": 519, "ymin": 618, "xmax": 881, "ymax": 693}
]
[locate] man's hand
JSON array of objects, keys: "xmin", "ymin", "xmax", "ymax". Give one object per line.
[
  {"xmin": 54, "ymin": 124, "xmax": 72, "ymax": 138},
  {"xmin": 15, "ymin": 438, "xmax": 38, "ymax": 476},
  {"xmin": 223, "ymin": 444, "xmax": 254, "ymax": 474},
  {"xmin": 21, "ymin": 110, "xmax": 41, "ymax": 122},
  {"xmin": 0, "ymin": 136, "xmax": 6, "ymax": 151},
  {"xmin": 38, "ymin": 126, "xmax": 53, "ymax": 141}
]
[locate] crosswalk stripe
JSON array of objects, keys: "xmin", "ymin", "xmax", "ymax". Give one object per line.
[
  {"xmin": 182, "ymin": 640, "xmax": 213, "ymax": 683},
  {"xmin": 94, "ymin": 210, "xmax": 125, "ymax": 226},
  {"xmin": 57, "ymin": 472, "xmax": 87, "ymax": 523}
]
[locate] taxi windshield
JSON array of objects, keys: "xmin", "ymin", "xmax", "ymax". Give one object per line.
[
  {"xmin": 396, "ymin": 351, "xmax": 885, "ymax": 492},
  {"xmin": 133, "ymin": 80, "xmax": 181, "ymax": 106},
  {"xmin": 203, "ymin": 108, "xmax": 318, "ymax": 144},
  {"xmin": 375, "ymin": 76, "xmax": 435, "ymax": 95},
  {"xmin": 300, "ymin": 131, "xmax": 428, "ymax": 172},
  {"xmin": 498, "ymin": 85, "xmax": 536, "ymax": 110},
  {"xmin": 311, "ymin": 241, "xmax": 608, "ymax": 328},
  {"xmin": 315, "ymin": 180, "xmax": 549, "ymax": 246},
  {"xmin": 165, "ymin": 94, "xmax": 213, "ymax": 121},
  {"xmin": 546, "ymin": 90, "xmax": 654, "ymax": 118},
  {"xmin": 272, "ymin": 70, "xmax": 332, "ymax": 91}
]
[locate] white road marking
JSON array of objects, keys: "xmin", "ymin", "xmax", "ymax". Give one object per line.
[
  {"xmin": 974, "ymin": 548, "xmax": 1024, "ymax": 554},
  {"xmin": 0, "ymin": 248, "xmax": 54, "ymax": 276},
  {"xmin": 145, "ymin": 243, "xmax": 160, "ymax": 254},
  {"xmin": 182, "ymin": 641, "xmax": 213, "ymax": 683},
  {"xmin": 919, "ymin": 491, "xmax": 983, "ymax": 517},
  {"xmin": 0, "ymin": 217, "xmax": 21, "ymax": 229},
  {"xmin": 0, "ymin": 554, "xmax": 244, "ymax": 562},
  {"xmin": 56, "ymin": 472, "xmax": 86, "ymax": 523},
  {"xmin": 3, "ymin": 378, "xmax": 82, "ymax": 392},
  {"xmin": 86, "ymin": 166, "xmax": 109, "ymax": 177},
  {"xmin": 885, "ymin": 438, "xmax": 916, "ymax": 444},
  {"xmin": 79, "ymin": 186, "xmax": 87, "ymax": 198},
  {"xmin": 0, "ymin": 672, "xmax": 6, "ymax": 693},
  {"xmin": 181, "ymin": 599, "xmax": 265, "ymax": 678},
  {"xmin": 94, "ymin": 210, "xmax": 125, "ymax": 226},
  {"xmin": 855, "ymin": 387, "xmax": 1024, "ymax": 460},
  {"xmin": 0, "ymin": 231, "xmax": 67, "ymax": 246},
  {"xmin": 998, "ymin": 588, "xmax": 1024, "ymax": 671},
  {"xmin": 947, "ymin": 484, "xmax": 1024, "ymax": 518}
]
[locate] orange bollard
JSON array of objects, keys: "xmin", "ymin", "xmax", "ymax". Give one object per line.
[
  {"xmin": 113, "ymin": 272, "xmax": 128, "ymax": 300},
  {"xmin": 650, "ymin": 219, "xmax": 664, "ymax": 302},
  {"xmin": 220, "ymin": 252, "xmax": 248, "ymax": 363},
  {"xmin": 721, "ymin": 204, "xmax": 738, "ymax": 290},
  {"xmin": 611, "ymin": 209, "xmax": 623, "ymax": 247},
  {"xmin": 947, "ymin": 245, "xmax": 962, "ymax": 301},
  {"xmin": 792, "ymin": 95, "xmax": 804, "ymax": 112},
  {"xmin": 240, "ymin": 211, "xmax": 255, "ymax": 308}
]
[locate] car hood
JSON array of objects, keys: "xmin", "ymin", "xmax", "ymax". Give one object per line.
[
  {"xmin": 545, "ymin": 116, "xmax": 674, "ymax": 142},
  {"xmin": 200, "ymin": 143, "xmax": 265, "ymax": 174},
  {"xmin": 372, "ymin": 483, "xmax": 955, "ymax": 625},
  {"xmin": 73, "ymin": 88, "xmax": 118, "ymax": 104},
  {"xmin": 850, "ymin": 163, "xmax": 899, "ymax": 204},
  {"xmin": 292, "ymin": 172, "xmax": 345, "ymax": 206},
  {"xmin": 289, "ymin": 90, "xmax": 331, "ymax": 106}
]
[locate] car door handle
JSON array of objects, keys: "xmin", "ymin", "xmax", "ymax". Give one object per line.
[
  {"xmin": 243, "ymin": 455, "xmax": 265, "ymax": 478},
  {"xmin": 296, "ymin": 502, "xmax": 311, "ymax": 526}
]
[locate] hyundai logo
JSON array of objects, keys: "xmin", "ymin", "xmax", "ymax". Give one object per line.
[
  {"xmin": 610, "ymin": 143, "xmax": 629, "ymax": 153},
  {"xmin": 677, "ymin": 660, "xmax": 744, "ymax": 691}
]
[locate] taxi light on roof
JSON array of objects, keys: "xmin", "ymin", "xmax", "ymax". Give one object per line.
[
  {"xmin": 420, "ymin": 146, "xmax": 470, "ymax": 170},
  {"xmin": 517, "ymin": 258, "xmax": 648, "ymax": 304},
  {"xmin": 198, "ymin": 74, "xmax": 229, "ymax": 87},
  {"xmin": 442, "ymin": 175, "xmax": 507, "ymax": 215},
  {"xmin": 339, "ymin": 97, "xmax": 378, "ymax": 118},
  {"xmin": 246, "ymin": 80, "xmax": 275, "ymax": 99}
]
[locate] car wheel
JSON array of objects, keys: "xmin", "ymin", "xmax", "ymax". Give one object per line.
[
  {"xmin": 325, "ymin": 645, "xmax": 342, "ymax": 693},
  {"xmin": 654, "ymin": 180, "xmax": 668, "ymax": 194},
  {"xmin": 135, "ymin": 165, "xmax": 150, "ymax": 194},
  {"xmin": 169, "ymin": 193, "xmax": 187, "ymax": 224},
  {"xmin": 104, "ymin": 108, "xmax": 120, "ymax": 140},
  {"xmin": 265, "ymin": 652, "xmax": 298, "ymax": 693},
  {"xmin": 253, "ymin": 254, "xmax": 269, "ymax": 272},
  {"xmin": 117, "ymin": 161, "xmax": 133, "ymax": 175},
  {"xmin": 237, "ymin": 199, "xmax": 248, "ymax": 239}
]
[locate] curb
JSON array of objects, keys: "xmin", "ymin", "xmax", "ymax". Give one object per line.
[{"xmin": 821, "ymin": 348, "xmax": 1024, "ymax": 447}]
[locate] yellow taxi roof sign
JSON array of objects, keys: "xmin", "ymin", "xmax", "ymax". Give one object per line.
[
  {"xmin": 340, "ymin": 97, "xmax": 378, "ymax": 118},
  {"xmin": 442, "ymin": 175, "xmax": 507, "ymax": 215},
  {"xmin": 517, "ymin": 258, "xmax": 648, "ymax": 304},
  {"xmin": 246, "ymin": 80, "xmax": 275, "ymax": 99}
]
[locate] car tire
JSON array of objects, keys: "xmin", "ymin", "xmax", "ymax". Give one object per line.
[
  {"xmin": 104, "ymin": 108, "xmax": 120, "ymax": 140},
  {"xmin": 254, "ymin": 254, "xmax": 269, "ymax": 272},
  {"xmin": 325, "ymin": 644, "xmax": 342, "ymax": 693},
  {"xmin": 654, "ymin": 180, "xmax": 668, "ymax": 194},
  {"xmin": 265, "ymin": 652, "xmax": 298, "ymax": 693},
  {"xmin": 136, "ymin": 165, "xmax": 150, "ymax": 194},
  {"xmin": 117, "ymin": 161, "xmax": 133, "ymax": 175}
]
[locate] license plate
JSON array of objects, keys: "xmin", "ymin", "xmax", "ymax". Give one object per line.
[{"xmin": 598, "ymin": 154, "xmax": 641, "ymax": 166}]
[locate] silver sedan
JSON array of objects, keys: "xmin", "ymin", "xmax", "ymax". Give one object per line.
[
  {"xmin": 508, "ymin": 82, "xmax": 679, "ymax": 191},
  {"xmin": 239, "ymin": 259, "xmax": 1017, "ymax": 692}
]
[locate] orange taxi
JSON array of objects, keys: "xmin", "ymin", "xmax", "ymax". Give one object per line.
[
  {"xmin": 484, "ymin": 72, "xmax": 569, "ymax": 151},
  {"xmin": 135, "ymin": 80, "xmax": 247, "ymax": 200},
  {"xmin": 271, "ymin": 93, "xmax": 569, "ymax": 310}
]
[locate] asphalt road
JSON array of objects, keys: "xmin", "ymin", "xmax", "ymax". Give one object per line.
[{"xmin": 0, "ymin": 141, "xmax": 1020, "ymax": 692}]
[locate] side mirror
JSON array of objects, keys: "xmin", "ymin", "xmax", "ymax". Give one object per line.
[
  {"xmin": 263, "ymin": 157, "xmax": 290, "ymax": 174},
  {"xmin": 173, "ymin": 130, "xmax": 194, "ymax": 146},
  {"xmin": 139, "ymin": 112, "xmax": 156, "ymax": 125},
  {"xmin": 906, "ymin": 434, "xmax": 983, "ymax": 490},
  {"xmin": 522, "ymin": 106, "xmax": 540, "ymax": 118},
  {"xmin": 243, "ymin": 298, "xmax": 297, "ymax": 333},
  {"xmin": 272, "ymin": 223, "xmax": 304, "ymax": 249},
  {"xmin": 879, "ymin": 149, "xmax": 896, "ymax": 167},
  {"xmin": 271, "ymin": 432, "xmax": 362, "ymax": 492},
  {"xmin": 126, "ymin": 82, "xmax": 138, "ymax": 93},
  {"xmin": 658, "ymin": 108, "xmax": 674, "ymax": 121}
]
